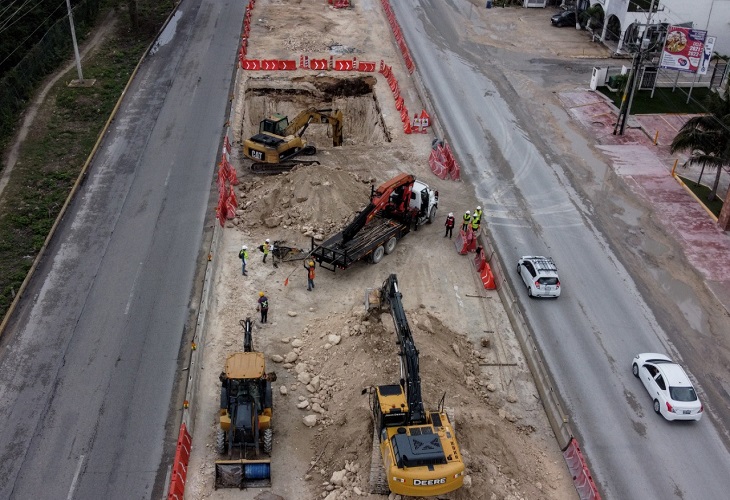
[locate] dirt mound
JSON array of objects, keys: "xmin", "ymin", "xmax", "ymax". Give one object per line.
[{"xmin": 234, "ymin": 165, "xmax": 372, "ymax": 242}]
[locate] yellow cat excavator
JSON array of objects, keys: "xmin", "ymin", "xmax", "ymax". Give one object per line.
[
  {"xmin": 243, "ymin": 107, "xmax": 343, "ymax": 174},
  {"xmin": 365, "ymin": 274, "xmax": 465, "ymax": 497}
]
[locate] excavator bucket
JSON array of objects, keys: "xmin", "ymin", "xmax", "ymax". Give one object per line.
[{"xmin": 214, "ymin": 459, "xmax": 271, "ymax": 489}]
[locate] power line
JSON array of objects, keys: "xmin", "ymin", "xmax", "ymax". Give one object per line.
[{"xmin": 0, "ymin": 0, "xmax": 67, "ymax": 70}]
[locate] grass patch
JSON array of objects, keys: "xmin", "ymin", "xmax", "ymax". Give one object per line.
[
  {"xmin": 678, "ymin": 175, "xmax": 724, "ymax": 217},
  {"xmin": 0, "ymin": 1, "xmax": 173, "ymax": 318},
  {"xmin": 598, "ymin": 86, "xmax": 714, "ymax": 114}
]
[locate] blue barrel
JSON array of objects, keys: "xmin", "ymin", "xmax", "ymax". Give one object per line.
[
  {"xmin": 244, "ymin": 462, "xmax": 271, "ymax": 480},
  {"xmin": 486, "ymin": 1, "xmax": 493, "ymax": 7}
]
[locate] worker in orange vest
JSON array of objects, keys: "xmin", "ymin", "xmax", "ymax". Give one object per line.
[{"xmin": 305, "ymin": 259, "xmax": 316, "ymax": 291}]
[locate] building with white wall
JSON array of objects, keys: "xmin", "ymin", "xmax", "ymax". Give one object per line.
[{"xmin": 590, "ymin": 0, "xmax": 730, "ymax": 55}]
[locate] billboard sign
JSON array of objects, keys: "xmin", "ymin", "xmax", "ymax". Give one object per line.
[{"xmin": 659, "ymin": 26, "xmax": 707, "ymax": 73}]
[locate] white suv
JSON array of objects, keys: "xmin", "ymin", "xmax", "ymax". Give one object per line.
[{"xmin": 516, "ymin": 256, "xmax": 561, "ymax": 298}]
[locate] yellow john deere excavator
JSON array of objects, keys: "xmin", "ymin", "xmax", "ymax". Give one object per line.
[
  {"xmin": 365, "ymin": 274, "xmax": 465, "ymax": 496},
  {"xmin": 243, "ymin": 107, "xmax": 343, "ymax": 174},
  {"xmin": 214, "ymin": 318, "xmax": 276, "ymax": 489}
]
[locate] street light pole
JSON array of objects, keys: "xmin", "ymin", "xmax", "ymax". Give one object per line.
[
  {"xmin": 614, "ymin": 0, "xmax": 656, "ymax": 135},
  {"xmin": 65, "ymin": 0, "xmax": 84, "ymax": 82}
]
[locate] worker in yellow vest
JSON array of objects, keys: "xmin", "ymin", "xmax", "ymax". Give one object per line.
[{"xmin": 461, "ymin": 210, "xmax": 471, "ymax": 232}]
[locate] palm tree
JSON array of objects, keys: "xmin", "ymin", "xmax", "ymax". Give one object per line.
[{"xmin": 670, "ymin": 86, "xmax": 730, "ymax": 202}]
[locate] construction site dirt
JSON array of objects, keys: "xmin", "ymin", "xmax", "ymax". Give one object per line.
[{"xmin": 184, "ymin": 2, "xmax": 578, "ymax": 500}]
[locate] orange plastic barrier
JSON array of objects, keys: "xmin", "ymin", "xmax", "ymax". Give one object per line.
[
  {"xmin": 332, "ymin": 59, "xmax": 354, "ymax": 71},
  {"xmin": 328, "ymin": 0, "xmax": 351, "ymax": 7},
  {"xmin": 480, "ymin": 263, "xmax": 496, "ymax": 289},
  {"xmin": 429, "ymin": 149, "xmax": 448, "ymax": 180},
  {"xmin": 310, "ymin": 58, "xmax": 327, "ymax": 70},
  {"xmin": 563, "ymin": 438, "xmax": 602, "ymax": 500},
  {"xmin": 380, "ymin": 0, "xmax": 415, "ymax": 73},
  {"xmin": 168, "ymin": 423, "xmax": 192, "ymax": 499},
  {"xmin": 241, "ymin": 59, "xmax": 260, "ymax": 70},
  {"xmin": 357, "ymin": 61, "xmax": 376, "ymax": 72},
  {"xmin": 261, "ymin": 59, "xmax": 278, "ymax": 70}
]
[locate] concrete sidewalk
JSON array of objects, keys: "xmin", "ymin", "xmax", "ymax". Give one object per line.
[{"xmin": 559, "ymin": 90, "xmax": 730, "ymax": 310}]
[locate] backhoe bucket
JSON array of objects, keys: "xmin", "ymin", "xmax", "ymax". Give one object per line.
[{"xmin": 214, "ymin": 459, "xmax": 271, "ymax": 489}]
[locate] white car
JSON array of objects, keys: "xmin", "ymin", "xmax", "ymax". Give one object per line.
[
  {"xmin": 516, "ymin": 256, "xmax": 561, "ymax": 298},
  {"xmin": 632, "ymin": 353, "xmax": 703, "ymax": 421}
]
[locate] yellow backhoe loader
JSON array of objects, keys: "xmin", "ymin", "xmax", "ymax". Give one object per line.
[
  {"xmin": 214, "ymin": 318, "xmax": 276, "ymax": 489},
  {"xmin": 243, "ymin": 107, "xmax": 343, "ymax": 174}
]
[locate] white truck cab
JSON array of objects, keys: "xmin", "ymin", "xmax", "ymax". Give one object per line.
[{"xmin": 410, "ymin": 180, "xmax": 438, "ymax": 226}]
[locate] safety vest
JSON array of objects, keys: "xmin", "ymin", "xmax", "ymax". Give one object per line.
[
  {"xmin": 474, "ymin": 209, "xmax": 483, "ymax": 221},
  {"xmin": 239, "ymin": 249, "xmax": 248, "ymax": 260},
  {"xmin": 308, "ymin": 266, "xmax": 315, "ymax": 280},
  {"xmin": 472, "ymin": 217, "xmax": 480, "ymax": 230},
  {"xmin": 259, "ymin": 297, "xmax": 269, "ymax": 309},
  {"xmin": 263, "ymin": 243, "xmax": 270, "ymax": 255},
  {"xmin": 445, "ymin": 216, "xmax": 455, "ymax": 228},
  {"xmin": 463, "ymin": 213, "xmax": 471, "ymax": 224}
]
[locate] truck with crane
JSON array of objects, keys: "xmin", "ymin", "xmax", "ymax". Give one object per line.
[
  {"xmin": 366, "ymin": 274, "xmax": 465, "ymax": 496},
  {"xmin": 310, "ymin": 173, "xmax": 438, "ymax": 271}
]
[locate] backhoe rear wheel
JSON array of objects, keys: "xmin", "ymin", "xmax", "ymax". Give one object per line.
[
  {"xmin": 369, "ymin": 426, "xmax": 389, "ymax": 495},
  {"xmin": 263, "ymin": 428, "xmax": 273, "ymax": 455},
  {"xmin": 215, "ymin": 428, "xmax": 227, "ymax": 455}
]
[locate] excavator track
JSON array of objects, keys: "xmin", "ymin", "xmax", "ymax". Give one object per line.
[{"xmin": 250, "ymin": 159, "xmax": 320, "ymax": 175}]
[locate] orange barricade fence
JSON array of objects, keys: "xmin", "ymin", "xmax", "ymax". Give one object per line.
[
  {"xmin": 563, "ymin": 438, "xmax": 602, "ymax": 500},
  {"xmin": 225, "ymin": 185, "xmax": 238, "ymax": 220},
  {"xmin": 455, "ymin": 229, "xmax": 469, "ymax": 255},
  {"xmin": 380, "ymin": 0, "xmax": 415, "ymax": 73},
  {"xmin": 473, "ymin": 247, "xmax": 495, "ymax": 289},
  {"xmin": 167, "ymin": 423, "xmax": 192, "ymax": 500},
  {"xmin": 429, "ymin": 149, "xmax": 449, "ymax": 179},
  {"xmin": 328, "ymin": 0, "xmax": 351, "ymax": 7}
]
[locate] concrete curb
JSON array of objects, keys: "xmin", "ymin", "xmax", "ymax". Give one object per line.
[{"xmin": 0, "ymin": 2, "xmax": 185, "ymax": 341}]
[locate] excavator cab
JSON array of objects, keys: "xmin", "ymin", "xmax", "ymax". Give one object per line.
[{"xmin": 259, "ymin": 114, "xmax": 289, "ymax": 136}]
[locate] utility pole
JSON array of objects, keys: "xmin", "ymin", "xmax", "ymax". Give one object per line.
[
  {"xmin": 65, "ymin": 0, "xmax": 84, "ymax": 82},
  {"xmin": 613, "ymin": 0, "xmax": 657, "ymax": 135}
]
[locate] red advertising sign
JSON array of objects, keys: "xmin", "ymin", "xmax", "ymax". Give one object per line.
[{"xmin": 660, "ymin": 26, "xmax": 707, "ymax": 73}]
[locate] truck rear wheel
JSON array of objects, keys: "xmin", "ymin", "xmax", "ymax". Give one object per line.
[
  {"xmin": 371, "ymin": 245, "xmax": 385, "ymax": 264},
  {"xmin": 384, "ymin": 237, "xmax": 397, "ymax": 255}
]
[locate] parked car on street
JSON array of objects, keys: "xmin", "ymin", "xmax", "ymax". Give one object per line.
[
  {"xmin": 551, "ymin": 11, "xmax": 576, "ymax": 27},
  {"xmin": 632, "ymin": 353, "xmax": 703, "ymax": 421},
  {"xmin": 517, "ymin": 256, "xmax": 561, "ymax": 298}
]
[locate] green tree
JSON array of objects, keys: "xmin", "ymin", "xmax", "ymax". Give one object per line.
[{"xmin": 670, "ymin": 86, "xmax": 730, "ymax": 202}]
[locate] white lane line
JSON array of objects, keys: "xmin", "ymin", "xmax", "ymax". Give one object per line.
[
  {"xmin": 67, "ymin": 454, "xmax": 85, "ymax": 500},
  {"xmin": 125, "ymin": 262, "xmax": 144, "ymax": 315}
]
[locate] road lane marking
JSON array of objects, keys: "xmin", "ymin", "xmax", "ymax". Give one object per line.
[{"xmin": 67, "ymin": 454, "xmax": 85, "ymax": 500}]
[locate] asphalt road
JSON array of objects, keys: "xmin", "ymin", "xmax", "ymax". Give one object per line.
[
  {"xmin": 0, "ymin": 1, "xmax": 244, "ymax": 498},
  {"xmin": 393, "ymin": 1, "xmax": 730, "ymax": 498}
]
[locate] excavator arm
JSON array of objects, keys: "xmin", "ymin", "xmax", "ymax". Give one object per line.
[
  {"xmin": 380, "ymin": 274, "xmax": 426, "ymax": 425},
  {"xmin": 283, "ymin": 108, "xmax": 344, "ymax": 146},
  {"xmin": 341, "ymin": 173, "xmax": 416, "ymax": 244}
]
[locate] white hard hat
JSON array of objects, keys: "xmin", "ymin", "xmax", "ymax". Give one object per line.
[
  {"xmin": 242, "ymin": 245, "xmax": 247, "ymax": 250},
  {"xmin": 477, "ymin": 206, "xmax": 481, "ymax": 211},
  {"xmin": 466, "ymin": 210, "xmax": 470, "ymax": 215},
  {"xmin": 448, "ymin": 212, "xmax": 453, "ymax": 217},
  {"xmin": 265, "ymin": 238, "xmax": 270, "ymax": 243}
]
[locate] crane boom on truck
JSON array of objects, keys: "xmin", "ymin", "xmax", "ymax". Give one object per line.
[
  {"xmin": 367, "ymin": 274, "xmax": 464, "ymax": 496},
  {"xmin": 311, "ymin": 173, "xmax": 438, "ymax": 270},
  {"xmin": 243, "ymin": 107, "xmax": 343, "ymax": 174}
]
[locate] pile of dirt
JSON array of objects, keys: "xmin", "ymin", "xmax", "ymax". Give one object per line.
[{"xmin": 233, "ymin": 165, "xmax": 373, "ymax": 242}]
